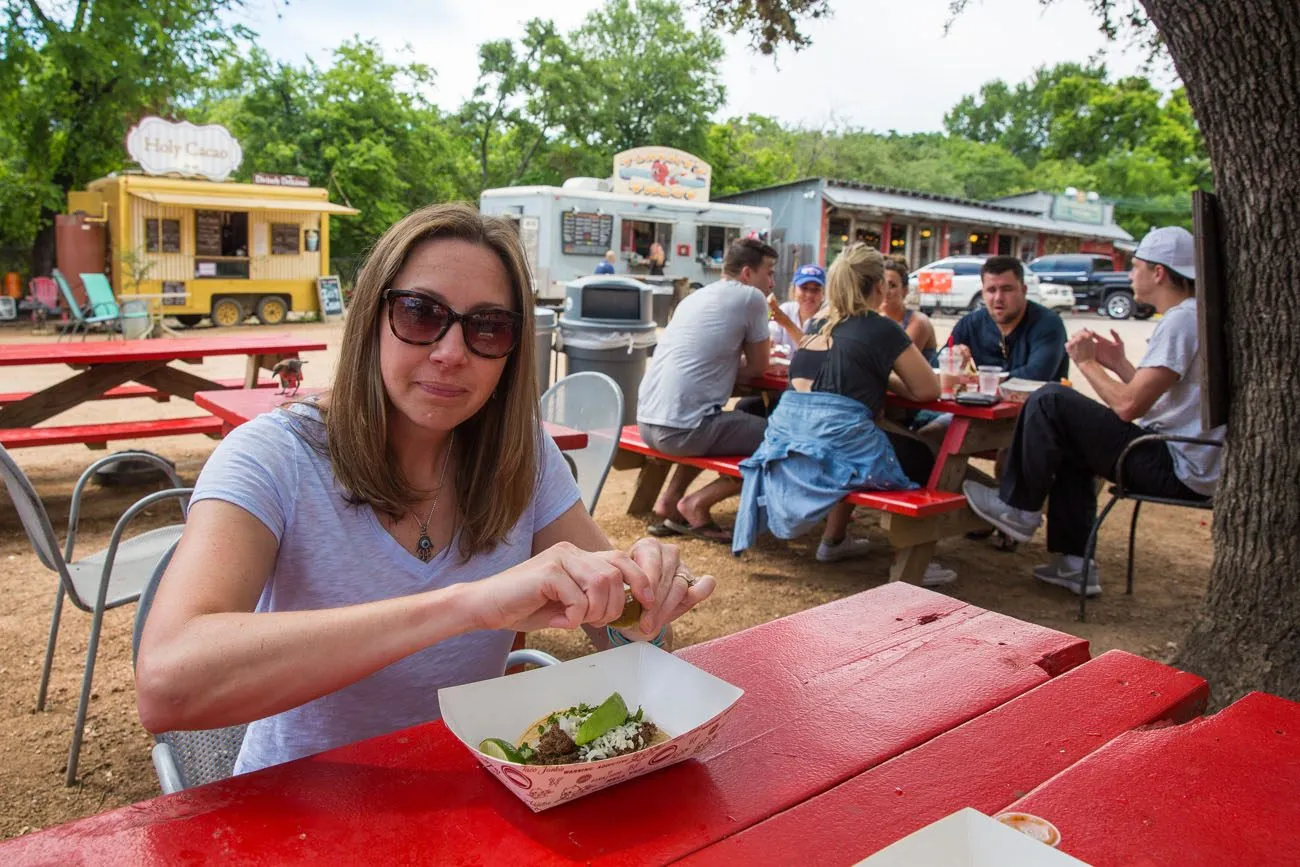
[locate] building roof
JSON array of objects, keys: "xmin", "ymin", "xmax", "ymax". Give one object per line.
[{"xmin": 719, "ymin": 178, "xmax": 1133, "ymax": 243}]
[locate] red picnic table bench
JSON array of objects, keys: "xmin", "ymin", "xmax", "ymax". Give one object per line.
[
  {"xmin": 617, "ymin": 367, "xmax": 1024, "ymax": 582},
  {"xmin": 193, "ymin": 386, "xmax": 591, "ymax": 452},
  {"xmin": 0, "ymin": 335, "xmax": 326, "ymax": 450}
]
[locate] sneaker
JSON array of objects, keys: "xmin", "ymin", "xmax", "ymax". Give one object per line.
[
  {"xmin": 922, "ymin": 562, "xmax": 958, "ymax": 587},
  {"xmin": 1033, "ymin": 559, "xmax": 1102, "ymax": 597},
  {"xmin": 962, "ymin": 482, "xmax": 1042, "ymax": 544},
  {"xmin": 816, "ymin": 537, "xmax": 872, "ymax": 562}
]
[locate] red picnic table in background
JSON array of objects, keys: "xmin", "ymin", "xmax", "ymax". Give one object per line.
[
  {"xmin": 193, "ymin": 386, "xmax": 590, "ymax": 451},
  {"xmin": 0, "ymin": 335, "xmax": 326, "ymax": 449},
  {"xmin": 10, "ymin": 582, "xmax": 1290, "ymax": 867}
]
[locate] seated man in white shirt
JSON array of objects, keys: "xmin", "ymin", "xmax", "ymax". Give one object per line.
[{"xmin": 962, "ymin": 227, "xmax": 1226, "ymax": 596}]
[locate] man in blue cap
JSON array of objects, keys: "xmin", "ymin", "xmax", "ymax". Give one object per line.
[
  {"xmin": 768, "ymin": 264, "xmax": 827, "ymax": 355},
  {"xmin": 962, "ymin": 226, "xmax": 1226, "ymax": 597}
]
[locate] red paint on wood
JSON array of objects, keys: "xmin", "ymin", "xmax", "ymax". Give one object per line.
[
  {"xmin": 750, "ymin": 370, "xmax": 1022, "ymax": 421},
  {"xmin": 0, "ymin": 377, "xmax": 276, "ymax": 407},
  {"xmin": 681, "ymin": 650, "xmax": 1208, "ymax": 866},
  {"xmin": 0, "ymin": 336, "xmax": 327, "ymax": 367},
  {"xmin": 0, "ymin": 416, "xmax": 224, "ymax": 448},
  {"xmin": 0, "ymin": 586, "xmax": 1087, "ymax": 866},
  {"xmin": 617, "ymin": 426, "xmax": 967, "ymax": 518},
  {"xmin": 194, "ymin": 388, "xmax": 588, "ymax": 451},
  {"xmin": 1005, "ymin": 691, "xmax": 1300, "ymax": 867}
]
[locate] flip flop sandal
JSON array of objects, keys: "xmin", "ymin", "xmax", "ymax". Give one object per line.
[
  {"xmin": 666, "ymin": 519, "xmax": 732, "ymax": 545},
  {"xmin": 646, "ymin": 520, "xmax": 684, "ymax": 537}
]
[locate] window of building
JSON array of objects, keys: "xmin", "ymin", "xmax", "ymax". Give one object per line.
[
  {"xmin": 270, "ymin": 223, "xmax": 301, "ymax": 255},
  {"xmin": 948, "ymin": 227, "xmax": 970, "ymax": 256},
  {"xmin": 969, "ymin": 232, "xmax": 992, "ymax": 256},
  {"xmin": 997, "ymin": 235, "xmax": 1015, "ymax": 256},
  {"xmin": 827, "ymin": 216, "xmax": 851, "ymax": 264},
  {"xmin": 887, "ymin": 225, "xmax": 908, "ymax": 260},
  {"xmin": 620, "ymin": 219, "xmax": 673, "ymax": 262},
  {"xmin": 696, "ymin": 225, "xmax": 741, "ymax": 266},
  {"xmin": 144, "ymin": 218, "xmax": 182, "ymax": 254},
  {"xmin": 854, "ymin": 225, "xmax": 882, "ymax": 251},
  {"xmin": 915, "ymin": 226, "xmax": 936, "ymax": 267},
  {"xmin": 195, "ymin": 210, "xmax": 250, "ymax": 279}
]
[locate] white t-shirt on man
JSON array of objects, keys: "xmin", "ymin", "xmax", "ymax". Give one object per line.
[
  {"xmin": 637, "ymin": 278, "xmax": 769, "ymax": 430},
  {"xmin": 1137, "ymin": 297, "xmax": 1226, "ymax": 496}
]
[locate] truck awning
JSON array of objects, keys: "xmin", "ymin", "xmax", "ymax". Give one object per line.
[{"xmin": 129, "ymin": 190, "xmax": 359, "ymax": 215}]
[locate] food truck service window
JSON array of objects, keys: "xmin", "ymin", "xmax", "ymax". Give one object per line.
[
  {"xmin": 195, "ymin": 210, "xmax": 250, "ymax": 278},
  {"xmin": 621, "ymin": 220, "xmax": 673, "ymax": 261},
  {"xmin": 697, "ymin": 225, "xmax": 740, "ymax": 266},
  {"xmin": 271, "ymin": 223, "xmax": 301, "ymax": 255},
  {"xmin": 145, "ymin": 218, "xmax": 182, "ymax": 254}
]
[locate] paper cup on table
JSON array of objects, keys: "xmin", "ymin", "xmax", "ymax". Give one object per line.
[{"xmin": 438, "ymin": 642, "xmax": 744, "ymax": 812}]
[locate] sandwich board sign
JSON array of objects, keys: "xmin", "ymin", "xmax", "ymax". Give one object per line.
[{"xmin": 316, "ymin": 275, "xmax": 345, "ymax": 321}]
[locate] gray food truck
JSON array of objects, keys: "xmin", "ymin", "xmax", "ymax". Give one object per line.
[{"xmin": 479, "ymin": 146, "xmax": 771, "ymax": 306}]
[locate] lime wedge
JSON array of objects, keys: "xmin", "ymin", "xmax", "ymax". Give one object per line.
[
  {"xmin": 478, "ymin": 737, "xmax": 525, "ymax": 763},
  {"xmin": 574, "ymin": 691, "xmax": 629, "ymax": 746},
  {"xmin": 611, "ymin": 589, "xmax": 643, "ymax": 629}
]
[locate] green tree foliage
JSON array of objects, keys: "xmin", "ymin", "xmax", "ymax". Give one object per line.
[
  {"xmin": 0, "ymin": 0, "xmax": 251, "ymax": 274},
  {"xmin": 194, "ymin": 41, "xmax": 472, "ymax": 278}
]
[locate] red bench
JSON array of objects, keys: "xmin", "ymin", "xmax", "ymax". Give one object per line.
[
  {"xmin": 0, "ymin": 377, "xmax": 277, "ymax": 408},
  {"xmin": 0, "ymin": 416, "xmax": 225, "ymax": 449},
  {"xmin": 616, "ymin": 424, "xmax": 967, "ymax": 519}
]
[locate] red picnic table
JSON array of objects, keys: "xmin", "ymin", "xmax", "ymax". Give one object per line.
[
  {"xmin": 3, "ymin": 583, "xmax": 1254, "ymax": 866},
  {"xmin": 0, "ymin": 335, "xmax": 326, "ymax": 449},
  {"xmin": 193, "ymin": 386, "xmax": 590, "ymax": 451}
]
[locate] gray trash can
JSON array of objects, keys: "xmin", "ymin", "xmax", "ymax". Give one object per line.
[
  {"xmin": 533, "ymin": 306, "xmax": 556, "ymax": 395},
  {"xmin": 558, "ymin": 276, "xmax": 657, "ymax": 426}
]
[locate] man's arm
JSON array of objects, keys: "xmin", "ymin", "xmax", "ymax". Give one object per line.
[
  {"xmin": 1074, "ymin": 361, "xmax": 1179, "ymax": 422},
  {"xmin": 739, "ymin": 338, "xmax": 771, "ymax": 379}
]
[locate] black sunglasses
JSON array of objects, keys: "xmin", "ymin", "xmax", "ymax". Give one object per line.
[{"xmin": 383, "ymin": 289, "xmax": 522, "ymax": 359}]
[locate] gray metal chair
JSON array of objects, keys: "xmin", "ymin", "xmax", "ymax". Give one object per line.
[
  {"xmin": 0, "ymin": 443, "xmax": 190, "ymax": 785},
  {"xmin": 132, "ymin": 541, "xmax": 560, "ymax": 795},
  {"xmin": 540, "ymin": 371, "xmax": 624, "ymax": 514},
  {"xmin": 1078, "ymin": 433, "xmax": 1220, "ymax": 621}
]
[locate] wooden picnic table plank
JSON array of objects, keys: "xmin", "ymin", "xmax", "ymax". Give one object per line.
[
  {"xmin": 0, "ymin": 335, "xmax": 327, "ymax": 367},
  {"xmin": 1003, "ymin": 690, "xmax": 1300, "ymax": 867},
  {"xmin": 0, "ymin": 584, "xmax": 1088, "ymax": 866},
  {"xmin": 193, "ymin": 387, "xmax": 590, "ymax": 451},
  {"xmin": 678, "ymin": 649, "xmax": 1209, "ymax": 866},
  {"xmin": 743, "ymin": 369, "xmax": 1023, "ymax": 420}
]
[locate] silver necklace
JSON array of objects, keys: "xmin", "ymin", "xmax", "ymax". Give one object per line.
[{"xmin": 413, "ymin": 433, "xmax": 454, "ymax": 563}]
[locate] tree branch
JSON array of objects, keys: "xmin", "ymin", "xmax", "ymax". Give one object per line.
[
  {"xmin": 24, "ymin": 0, "xmax": 58, "ymax": 36},
  {"xmin": 73, "ymin": 0, "xmax": 88, "ymax": 32}
]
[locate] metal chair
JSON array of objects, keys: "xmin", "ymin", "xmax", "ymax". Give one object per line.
[
  {"xmin": 132, "ymin": 542, "xmax": 560, "ymax": 795},
  {"xmin": 81, "ymin": 273, "xmax": 149, "ymax": 339},
  {"xmin": 539, "ymin": 371, "xmax": 624, "ymax": 514},
  {"xmin": 0, "ymin": 443, "xmax": 190, "ymax": 785},
  {"xmin": 51, "ymin": 269, "xmax": 121, "ymax": 340},
  {"xmin": 1078, "ymin": 433, "xmax": 1221, "ymax": 621}
]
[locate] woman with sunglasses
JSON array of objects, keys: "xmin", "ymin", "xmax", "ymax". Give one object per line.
[{"xmin": 136, "ymin": 204, "xmax": 714, "ymax": 775}]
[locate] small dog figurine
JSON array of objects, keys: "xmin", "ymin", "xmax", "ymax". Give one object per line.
[{"xmin": 271, "ymin": 358, "xmax": 307, "ymax": 396}]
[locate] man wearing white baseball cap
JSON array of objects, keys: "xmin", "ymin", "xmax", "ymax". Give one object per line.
[{"xmin": 961, "ymin": 226, "xmax": 1226, "ymax": 597}]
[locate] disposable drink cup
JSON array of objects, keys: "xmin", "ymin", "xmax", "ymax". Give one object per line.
[
  {"xmin": 939, "ymin": 350, "xmax": 963, "ymax": 400},
  {"xmin": 978, "ymin": 365, "xmax": 1002, "ymax": 396}
]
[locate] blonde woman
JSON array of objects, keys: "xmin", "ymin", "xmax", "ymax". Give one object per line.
[
  {"xmin": 731, "ymin": 243, "xmax": 957, "ymax": 586},
  {"xmin": 880, "ymin": 256, "xmax": 938, "ymax": 364},
  {"xmin": 136, "ymin": 204, "xmax": 713, "ymax": 775}
]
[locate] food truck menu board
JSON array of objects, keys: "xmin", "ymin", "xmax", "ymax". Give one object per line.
[
  {"xmin": 561, "ymin": 212, "xmax": 614, "ymax": 256},
  {"xmin": 195, "ymin": 211, "xmax": 223, "ymax": 257}
]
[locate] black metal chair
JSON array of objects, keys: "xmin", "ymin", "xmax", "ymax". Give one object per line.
[{"xmin": 1078, "ymin": 433, "xmax": 1221, "ymax": 621}]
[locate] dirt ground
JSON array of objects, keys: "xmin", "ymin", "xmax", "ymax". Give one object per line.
[{"xmin": 0, "ymin": 312, "xmax": 1212, "ymax": 840}]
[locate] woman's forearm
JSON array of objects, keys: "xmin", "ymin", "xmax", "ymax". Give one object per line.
[{"xmin": 136, "ymin": 582, "xmax": 480, "ymax": 733}]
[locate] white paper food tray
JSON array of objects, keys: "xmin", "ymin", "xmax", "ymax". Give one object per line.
[
  {"xmin": 854, "ymin": 808, "xmax": 1090, "ymax": 866},
  {"xmin": 438, "ymin": 642, "xmax": 744, "ymax": 811}
]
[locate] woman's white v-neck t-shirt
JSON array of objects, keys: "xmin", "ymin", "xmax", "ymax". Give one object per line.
[{"xmin": 188, "ymin": 403, "xmax": 581, "ymax": 774}]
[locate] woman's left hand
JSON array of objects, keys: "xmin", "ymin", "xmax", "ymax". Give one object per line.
[{"xmin": 615, "ymin": 537, "xmax": 715, "ymax": 641}]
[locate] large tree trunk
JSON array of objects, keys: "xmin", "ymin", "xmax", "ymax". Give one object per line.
[{"xmin": 1143, "ymin": 0, "xmax": 1300, "ymax": 706}]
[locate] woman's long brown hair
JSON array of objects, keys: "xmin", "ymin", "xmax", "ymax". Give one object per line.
[{"xmin": 316, "ymin": 202, "xmax": 539, "ymax": 559}]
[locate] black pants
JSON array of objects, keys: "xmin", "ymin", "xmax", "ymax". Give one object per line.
[{"xmin": 1000, "ymin": 384, "xmax": 1200, "ymax": 556}]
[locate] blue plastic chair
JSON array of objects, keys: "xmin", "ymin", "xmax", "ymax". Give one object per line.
[{"xmin": 81, "ymin": 273, "xmax": 149, "ymax": 339}]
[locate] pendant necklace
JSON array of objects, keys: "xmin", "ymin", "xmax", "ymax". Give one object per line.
[{"xmin": 413, "ymin": 432, "xmax": 455, "ymax": 563}]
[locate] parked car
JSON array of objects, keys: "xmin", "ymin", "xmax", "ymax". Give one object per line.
[
  {"xmin": 1026, "ymin": 253, "xmax": 1154, "ymax": 320},
  {"xmin": 907, "ymin": 256, "xmax": 1045, "ymax": 315}
]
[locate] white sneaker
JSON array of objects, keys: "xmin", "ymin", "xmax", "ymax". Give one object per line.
[
  {"xmin": 1033, "ymin": 559, "xmax": 1101, "ymax": 597},
  {"xmin": 922, "ymin": 562, "xmax": 958, "ymax": 587},
  {"xmin": 816, "ymin": 537, "xmax": 872, "ymax": 562}
]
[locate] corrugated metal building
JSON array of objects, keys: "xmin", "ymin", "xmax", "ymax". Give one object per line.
[{"xmin": 717, "ymin": 178, "xmax": 1134, "ymax": 289}]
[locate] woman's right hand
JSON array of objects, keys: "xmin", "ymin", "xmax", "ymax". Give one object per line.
[{"xmin": 467, "ymin": 542, "xmax": 652, "ymax": 633}]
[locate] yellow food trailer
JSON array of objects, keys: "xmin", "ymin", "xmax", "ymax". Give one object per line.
[{"xmin": 65, "ymin": 173, "xmax": 358, "ymax": 327}]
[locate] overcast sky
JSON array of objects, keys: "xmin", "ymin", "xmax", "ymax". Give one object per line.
[{"xmin": 230, "ymin": 0, "xmax": 1171, "ymax": 134}]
